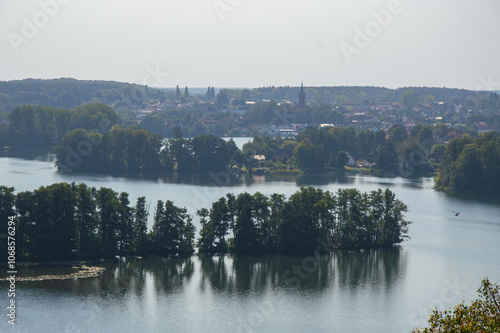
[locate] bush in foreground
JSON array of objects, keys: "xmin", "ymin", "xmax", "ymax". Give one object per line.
[{"xmin": 413, "ymin": 278, "xmax": 500, "ymax": 333}]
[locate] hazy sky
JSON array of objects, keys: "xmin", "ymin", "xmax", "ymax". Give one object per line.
[{"xmin": 1, "ymin": 0, "xmax": 499, "ymax": 90}]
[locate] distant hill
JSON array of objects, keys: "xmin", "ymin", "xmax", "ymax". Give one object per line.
[
  {"xmin": 0, "ymin": 78, "xmax": 165, "ymax": 113},
  {"xmin": 0, "ymin": 78, "xmax": 494, "ymax": 116}
]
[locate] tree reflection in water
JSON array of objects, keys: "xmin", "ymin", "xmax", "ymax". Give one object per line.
[{"xmin": 21, "ymin": 248, "xmax": 406, "ymax": 298}]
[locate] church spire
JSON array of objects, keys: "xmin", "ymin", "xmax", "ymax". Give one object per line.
[{"xmin": 298, "ymin": 81, "xmax": 305, "ymax": 108}]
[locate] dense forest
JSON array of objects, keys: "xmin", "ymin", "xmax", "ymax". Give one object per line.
[
  {"xmin": 435, "ymin": 131, "xmax": 500, "ymax": 195},
  {"xmin": 0, "ymin": 103, "xmax": 118, "ymax": 147},
  {"xmin": 0, "ymin": 184, "xmax": 410, "ymax": 261}
]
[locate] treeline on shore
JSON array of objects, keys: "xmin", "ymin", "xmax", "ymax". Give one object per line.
[
  {"xmin": 0, "ymin": 184, "xmax": 410, "ymax": 261},
  {"xmin": 436, "ymin": 131, "xmax": 500, "ymax": 195}
]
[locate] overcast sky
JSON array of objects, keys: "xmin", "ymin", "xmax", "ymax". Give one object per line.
[{"xmin": 1, "ymin": 0, "xmax": 499, "ymax": 90}]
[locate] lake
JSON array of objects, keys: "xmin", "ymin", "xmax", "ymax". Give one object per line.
[{"xmin": 1, "ymin": 143, "xmax": 499, "ymax": 333}]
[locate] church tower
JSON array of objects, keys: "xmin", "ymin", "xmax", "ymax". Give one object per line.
[{"xmin": 298, "ymin": 81, "xmax": 305, "ymax": 108}]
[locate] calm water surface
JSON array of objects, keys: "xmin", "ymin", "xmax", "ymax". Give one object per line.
[{"xmin": 1, "ymin": 144, "xmax": 499, "ymax": 333}]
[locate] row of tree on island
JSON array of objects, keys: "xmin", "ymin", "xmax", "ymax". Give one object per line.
[
  {"xmin": 52, "ymin": 118, "xmax": 453, "ymax": 175},
  {"xmin": 0, "ymin": 184, "xmax": 410, "ymax": 261}
]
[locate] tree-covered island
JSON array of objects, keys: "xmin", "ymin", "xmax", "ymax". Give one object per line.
[{"xmin": 0, "ymin": 184, "xmax": 410, "ymax": 261}]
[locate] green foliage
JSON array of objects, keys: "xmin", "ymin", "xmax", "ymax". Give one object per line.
[
  {"xmin": 209, "ymin": 197, "xmax": 232, "ymax": 251},
  {"xmin": 133, "ymin": 196, "xmax": 149, "ymax": 255},
  {"xmin": 334, "ymin": 151, "xmax": 348, "ymax": 171},
  {"xmin": 389, "ymin": 124, "xmax": 409, "ymax": 144},
  {"xmin": 1, "ymin": 103, "xmax": 117, "ymax": 147},
  {"xmin": 281, "ymin": 187, "xmax": 333, "ymax": 252},
  {"xmin": 11, "ymin": 183, "xmax": 193, "ymax": 260},
  {"xmin": 117, "ymin": 192, "xmax": 134, "ymax": 255},
  {"xmin": 398, "ymin": 140, "xmax": 433, "ymax": 176},
  {"xmin": 242, "ymin": 136, "xmax": 275, "ymax": 159},
  {"xmin": 0, "ymin": 78, "xmax": 165, "ymax": 112},
  {"xmin": 55, "ymin": 126, "xmax": 162, "ymax": 173},
  {"xmin": 205, "ymin": 86, "xmax": 215, "ymax": 99},
  {"xmin": 288, "ymin": 126, "xmax": 388, "ymax": 173},
  {"xmin": 166, "ymin": 135, "xmax": 235, "ymax": 173},
  {"xmin": 216, "ymin": 90, "xmax": 229, "ymax": 109},
  {"xmin": 74, "ymin": 183, "xmax": 98, "ymax": 258},
  {"xmin": 152, "ymin": 200, "xmax": 195, "ymax": 255},
  {"xmin": 197, "ymin": 187, "xmax": 410, "ymax": 254},
  {"xmin": 293, "ymin": 138, "xmax": 323, "ymax": 171},
  {"xmin": 193, "ymin": 135, "xmax": 230, "ymax": 172},
  {"xmin": 14, "ymin": 183, "xmax": 78, "ymax": 260},
  {"xmin": 281, "ymin": 140, "xmax": 298, "ymax": 150},
  {"xmin": 375, "ymin": 141, "xmax": 398, "ymax": 173},
  {"xmin": 233, "ymin": 193, "xmax": 258, "ymax": 252},
  {"xmin": 175, "ymin": 86, "xmax": 181, "ymax": 100},
  {"xmin": 196, "ymin": 208, "xmax": 214, "ymax": 253},
  {"xmin": 413, "ymin": 278, "xmax": 500, "ymax": 333},
  {"xmin": 436, "ymin": 131, "xmax": 500, "ymax": 195},
  {"xmin": 0, "ymin": 186, "xmax": 15, "ymax": 223},
  {"xmin": 0, "ymin": 186, "xmax": 16, "ymax": 259},
  {"xmin": 430, "ymin": 144, "xmax": 447, "ymax": 162},
  {"xmin": 71, "ymin": 103, "xmax": 118, "ymax": 130},
  {"xmin": 54, "ymin": 129, "xmax": 104, "ymax": 172},
  {"xmin": 467, "ymin": 114, "xmax": 500, "ymax": 131},
  {"xmin": 96, "ymin": 187, "xmax": 121, "ymax": 257},
  {"xmin": 401, "ymin": 90, "xmax": 419, "ymax": 109}
]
